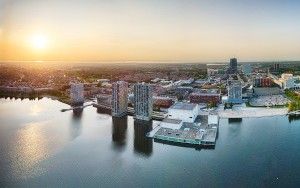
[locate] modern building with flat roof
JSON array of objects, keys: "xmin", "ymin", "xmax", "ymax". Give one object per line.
[
  {"xmin": 189, "ymin": 89, "xmax": 221, "ymax": 105},
  {"xmin": 70, "ymin": 83, "xmax": 84, "ymax": 105},
  {"xmin": 227, "ymin": 58, "xmax": 238, "ymax": 74},
  {"xmin": 112, "ymin": 81, "xmax": 128, "ymax": 117},
  {"xmin": 134, "ymin": 83, "xmax": 153, "ymax": 121},
  {"xmin": 227, "ymin": 80, "xmax": 243, "ymax": 104},
  {"xmin": 167, "ymin": 102, "xmax": 198, "ymax": 123}
]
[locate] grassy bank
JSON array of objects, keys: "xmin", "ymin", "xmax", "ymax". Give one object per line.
[{"xmin": 285, "ymin": 89, "xmax": 300, "ymax": 112}]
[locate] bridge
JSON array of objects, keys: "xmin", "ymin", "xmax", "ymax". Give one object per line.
[
  {"xmin": 93, "ymin": 103, "xmax": 167, "ymax": 121},
  {"xmin": 61, "ymin": 103, "xmax": 93, "ymax": 112}
]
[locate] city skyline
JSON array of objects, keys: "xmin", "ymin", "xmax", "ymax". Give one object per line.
[{"xmin": 1, "ymin": 0, "xmax": 300, "ymax": 63}]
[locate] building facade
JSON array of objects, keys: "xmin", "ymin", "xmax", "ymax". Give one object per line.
[
  {"xmin": 189, "ymin": 89, "xmax": 221, "ymax": 105},
  {"xmin": 167, "ymin": 102, "xmax": 198, "ymax": 123},
  {"xmin": 228, "ymin": 58, "xmax": 238, "ymax": 74},
  {"xmin": 112, "ymin": 81, "xmax": 128, "ymax": 117},
  {"xmin": 134, "ymin": 83, "xmax": 153, "ymax": 121},
  {"xmin": 227, "ymin": 80, "xmax": 243, "ymax": 104},
  {"xmin": 254, "ymin": 76, "xmax": 272, "ymax": 87},
  {"xmin": 70, "ymin": 83, "xmax": 84, "ymax": 105}
]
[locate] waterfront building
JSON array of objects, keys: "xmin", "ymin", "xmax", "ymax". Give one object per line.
[
  {"xmin": 167, "ymin": 102, "xmax": 198, "ymax": 123},
  {"xmin": 112, "ymin": 81, "xmax": 128, "ymax": 117},
  {"xmin": 189, "ymin": 89, "xmax": 221, "ymax": 105},
  {"xmin": 134, "ymin": 83, "xmax": 153, "ymax": 121},
  {"xmin": 96, "ymin": 94, "xmax": 112, "ymax": 107},
  {"xmin": 70, "ymin": 83, "xmax": 84, "ymax": 105},
  {"xmin": 227, "ymin": 80, "xmax": 243, "ymax": 104}
]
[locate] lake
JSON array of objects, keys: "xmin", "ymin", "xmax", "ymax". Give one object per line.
[{"xmin": 1, "ymin": 97, "xmax": 300, "ymax": 187}]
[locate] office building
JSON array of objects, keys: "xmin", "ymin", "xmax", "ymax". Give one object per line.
[
  {"xmin": 112, "ymin": 81, "xmax": 128, "ymax": 117},
  {"xmin": 228, "ymin": 58, "xmax": 238, "ymax": 74},
  {"xmin": 134, "ymin": 83, "xmax": 153, "ymax": 121},
  {"xmin": 227, "ymin": 80, "xmax": 243, "ymax": 104},
  {"xmin": 70, "ymin": 83, "xmax": 84, "ymax": 105}
]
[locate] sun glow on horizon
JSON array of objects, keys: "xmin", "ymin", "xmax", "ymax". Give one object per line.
[{"xmin": 30, "ymin": 34, "xmax": 48, "ymax": 50}]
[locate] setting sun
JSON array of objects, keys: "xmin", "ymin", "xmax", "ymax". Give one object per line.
[{"xmin": 31, "ymin": 34, "xmax": 48, "ymax": 50}]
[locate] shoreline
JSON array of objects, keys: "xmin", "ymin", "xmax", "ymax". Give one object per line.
[{"xmin": 217, "ymin": 107, "xmax": 288, "ymax": 119}]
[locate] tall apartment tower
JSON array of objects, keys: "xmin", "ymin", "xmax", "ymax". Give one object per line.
[
  {"xmin": 134, "ymin": 83, "xmax": 153, "ymax": 121},
  {"xmin": 227, "ymin": 80, "xmax": 243, "ymax": 104},
  {"xmin": 112, "ymin": 81, "xmax": 128, "ymax": 117},
  {"xmin": 228, "ymin": 58, "xmax": 238, "ymax": 74},
  {"xmin": 70, "ymin": 83, "xmax": 84, "ymax": 105}
]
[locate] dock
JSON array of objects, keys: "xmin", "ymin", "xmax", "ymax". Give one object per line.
[
  {"xmin": 92, "ymin": 103, "xmax": 167, "ymax": 121},
  {"xmin": 61, "ymin": 103, "xmax": 93, "ymax": 112},
  {"xmin": 147, "ymin": 115, "xmax": 219, "ymax": 148}
]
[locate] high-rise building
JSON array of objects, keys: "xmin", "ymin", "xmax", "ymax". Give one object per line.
[
  {"xmin": 242, "ymin": 64, "xmax": 252, "ymax": 75},
  {"xmin": 227, "ymin": 80, "xmax": 243, "ymax": 104},
  {"xmin": 112, "ymin": 81, "xmax": 128, "ymax": 117},
  {"xmin": 228, "ymin": 58, "xmax": 238, "ymax": 74},
  {"xmin": 134, "ymin": 83, "xmax": 153, "ymax": 121},
  {"xmin": 70, "ymin": 83, "xmax": 84, "ymax": 105}
]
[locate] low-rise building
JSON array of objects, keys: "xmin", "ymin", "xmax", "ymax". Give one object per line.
[
  {"xmin": 189, "ymin": 89, "xmax": 221, "ymax": 105},
  {"xmin": 167, "ymin": 102, "xmax": 198, "ymax": 123}
]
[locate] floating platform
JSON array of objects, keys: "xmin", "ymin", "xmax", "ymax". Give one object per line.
[{"xmin": 148, "ymin": 115, "xmax": 219, "ymax": 148}]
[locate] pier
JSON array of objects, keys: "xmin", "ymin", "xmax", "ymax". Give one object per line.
[
  {"xmin": 61, "ymin": 104, "xmax": 93, "ymax": 112},
  {"xmin": 92, "ymin": 103, "xmax": 167, "ymax": 121},
  {"xmin": 287, "ymin": 110, "xmax": 300, "ymax": 116}
]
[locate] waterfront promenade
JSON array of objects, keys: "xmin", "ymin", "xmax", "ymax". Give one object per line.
[{"xmin": 217, "ymin": 105, "xmax": 288, "ymax": 118}]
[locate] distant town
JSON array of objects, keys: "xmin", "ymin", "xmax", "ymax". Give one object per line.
[{"xmin": 1, "ymin": 60, "xmax": 300, "ymax": 147}]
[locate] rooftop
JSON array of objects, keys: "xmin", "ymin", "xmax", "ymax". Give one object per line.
[{"xmin": 170, "ymin": 102, "xmax": 197, "ymax": 110}]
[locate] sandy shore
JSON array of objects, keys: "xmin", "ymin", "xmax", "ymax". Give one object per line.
[{"xmin": 218, "ymin": 106, "xmax": 288, "ymax": 118}]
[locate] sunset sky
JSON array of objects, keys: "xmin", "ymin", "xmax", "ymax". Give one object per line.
[{"xmin": 0, "ymin": 0, "xmax": 300, "ymax": 63}]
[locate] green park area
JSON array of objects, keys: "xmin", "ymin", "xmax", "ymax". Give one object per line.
[{"xmin": 285, "ymin": 89, "xmax": 300, "ymax": 112}]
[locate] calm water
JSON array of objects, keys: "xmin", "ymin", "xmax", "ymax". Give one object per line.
[{"xmin": 1, "ymin": 97, "xmax": 300, "ymax": 187}]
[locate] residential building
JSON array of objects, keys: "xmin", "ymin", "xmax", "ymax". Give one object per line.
[
  {"xmin": 189, "ymin": 89, "xmax": 221, "ymax": 105},
  {"xmin": 112, "ymin": 81, "xmax": 128, "ymax": 117},
  {"xmin": 70, "ymin": 83, "xmax": 84, "ymax": 105},
  {"xmin": 227, "ymin": 80, "xmax": 243, "ymax": 104},
  {"xmin": 134, "ymin": 83, "xmax": 153, "ymax": 121},
  {"xmin": 254, "ymin": 76, "xmax": 273, "ymax": 87}
]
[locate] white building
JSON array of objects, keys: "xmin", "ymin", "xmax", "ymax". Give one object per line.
[
  {"xmin": 112, "ymin": 81, "xmax": 128, "ymax": 117},
  {"xmin": 167, "ymin": 102, "xmax": 198, "ymax": 123},
  {"xmin": 278, "ymin": 74, "xmax": 300, "ymax": 89},
  {"xmin": 207, "ymin": 68, "xmax": 218, "ymax": 77},
  {"xmin": 134, "ymin": 83, "xmax": 153, "ymax": 121},
  {"xmin": 70, "ymin": 83, "xmax": 84, "ymax": 105}
]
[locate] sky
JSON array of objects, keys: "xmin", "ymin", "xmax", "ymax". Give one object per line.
[{"xmin": 0, "ymin": 0, "xmax": 300, "ymax": 63}]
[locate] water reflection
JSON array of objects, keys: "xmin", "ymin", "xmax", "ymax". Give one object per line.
[
  {"xmin": 228, "ymin": 118, "xmax": 243, "ymax": 123},
  {"xmin": 134, "ymin": 120, "xmax": 153, "ymax": 157},
  {"xmin": 69, "ymin": 108, "xmax": 83, "ymax": 140},
  {"xmin": 288, "ymin": 115, "xmax": 300, "ymax": 123},
  {"xmin": 112, "ymin": 116, "xmax": 128, "ymax": 151}
]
